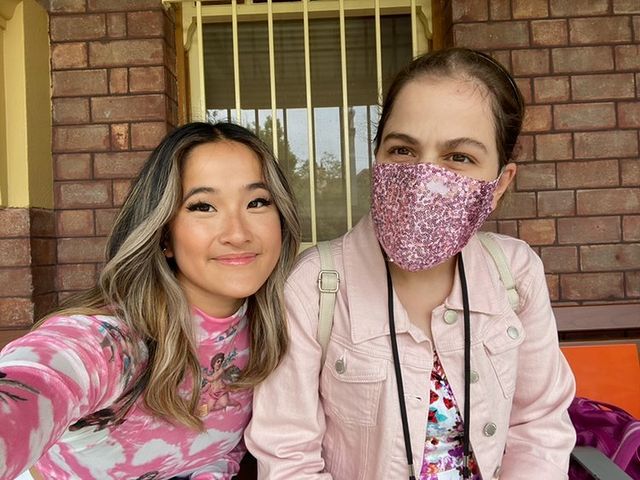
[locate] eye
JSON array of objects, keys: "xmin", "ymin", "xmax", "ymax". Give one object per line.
[
  {"xmin": 389, "ymin": 146, "xmax": 414, "ymax": 157},
  {"xmin": 447, "ymin": 153, "xmax": 474, "ymax": 164},
  {"xmin": 186, "ymin": 201, "xmax": 215, "ymax": 213},
  {"xmin": 248, "ymin": 197, "xmax": 272, "ymax": 209}
]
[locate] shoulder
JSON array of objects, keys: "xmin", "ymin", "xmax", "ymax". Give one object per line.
[{"xmin": 477, "ymin": 231, "xmax": 543, "ymax": 274}]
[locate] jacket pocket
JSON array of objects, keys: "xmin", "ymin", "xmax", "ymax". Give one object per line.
[
  {"xmin": 482, "ymin": 315, "xmax": 526, "ymax": 398},
  {"xmin": 320, "ymin": 346, "xmax": 387, "ymax": 427}
]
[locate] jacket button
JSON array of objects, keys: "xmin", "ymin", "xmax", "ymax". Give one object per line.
[
  {"xmin": 507, "ymin": 326, "xmax": 520, "ymax": 339},
  {"xmin": 443, "ymin": 310, "xmax": 457, "ymax": 324},
  {"xmin": 469, "ymin": 370, "xmax": 479, "ymax": 383},
  {"xmin": 335, "ymin": 358, "xmax": 346, "ymax": 374},
  {"xmin": 483, "ymin": 422, "xmax": 497, "ymax": 437}
]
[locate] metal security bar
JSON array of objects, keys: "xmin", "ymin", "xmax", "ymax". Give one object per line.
[{"xmin": 165, "ymin": 0, "xmax": 432, "ymax": 248}]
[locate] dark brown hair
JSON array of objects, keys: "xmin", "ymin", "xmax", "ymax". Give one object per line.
[{"xmin": 374, "ymin": 48, "xmax": 525, "ymax": 170}]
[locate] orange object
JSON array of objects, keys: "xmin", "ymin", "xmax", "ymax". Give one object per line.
[{"xmin": 561, "ymin": 343, "xmax": 640, "ymax": 419}]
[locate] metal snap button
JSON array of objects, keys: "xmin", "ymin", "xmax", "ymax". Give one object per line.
[
  {"xmin": 469, "ymin": 370, "xmax": 479, "ymax": 384},
  {"xmin": 443, "ymin": 310, "xmax": 457, "ymax": 325},
  {"xmin": 507, "ymin": 326, "xmax": 520, "ymax": 339},
  {"xmin": 335, "ymin": 358, "xmax": 346, "ymax": 374},
  {"xmin": 483, "ymin": 422, "xmax": 497, "ymax": 437}
]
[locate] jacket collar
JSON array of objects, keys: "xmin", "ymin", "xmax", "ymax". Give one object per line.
[{"xmin": 343, "ymin": 215, "xmax": 503, "ymax": 344}]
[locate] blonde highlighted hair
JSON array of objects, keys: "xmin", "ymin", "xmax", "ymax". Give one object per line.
[{"xmin": 56, "ymin": 122, "xmax": 300, "ymax": 429}]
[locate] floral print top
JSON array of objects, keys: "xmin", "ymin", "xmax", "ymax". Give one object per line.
[
  {"xmin": 0, "ymin": 305, "xmax": 251, "ymax": 480},
  {"xmin": 420, "ymin": 353, "xmax": 481, "ymax": 480}
]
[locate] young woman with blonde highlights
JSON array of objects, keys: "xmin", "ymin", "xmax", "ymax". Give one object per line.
[{"xmin": 0, "ymin": 122, "xmax": 300, "ymax": 480}]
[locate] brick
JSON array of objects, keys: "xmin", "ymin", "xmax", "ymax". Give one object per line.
[
  {"xmin": 512, "ymin": 0, "xmax": 548, "ymax": 19},
  {"xmin": 32, "ymin": 265, "xmax": 56, "ymax": 295},
  {"xmin": 518, "ymin": 218, "xmax": 556, "ymax": 245},
  {"xmin": 452, "ymin": 0, "xmax": 489, "ymax": 21},
  {"xmin": 481, "ymin": 221, "xmax": 498, "ymax": 233},
  {"xmin": 131, "ymin": 122, "xmax": 167, "ymax": 149},
  {"xmin": 34, "ymin": 293, "xmax": 58, "ymax": 319},
  {"xmin": 581, "ymin": 244, "xmax": 640, "ymax": 271},
  {"xmin": 30, "ymin": 210, "xmax": 55, "ymax": 238},
  {"xmin": 569, "ymin": 17, "xmax": 632, "ymax": 45},
  {"xmin": 627, "ymin": 271, "xmax": 640, "ymax": 297},
  {"xmin": 557, "ymin": 159, "xmax": 619, "ymax": 189},
  {"xmin": 57, "ymin": 210, "xmax": 95, "ymax": 237},
  {"xmin": 577, "ymin": 188, "xmax": 640, "ymax": 215},
  {"xmin": 535, "ymin": 133, "xmax": 572, "ymax": 161},
  {"xmin": 550, "ymin": 0, "xmax": 609, "ymax": 16},
  {"xmin": 498, "ymin": 220, "xmax": 518, "ymax": 237},
  {"xmin": 113, "ymin": 179, "xmax": 133, "ymax": 206},
  {"xmin": 30, "ymin": 238, "xmax": 56, "ymax": 266},
  {"xmin": 615, "ymin": 45, "xmax": 640, "ymax": 71},
  {"xmin": 623, "ymin": 216, "xmax": 640, "ymax": 241},
  {"xmin": 554, "ymin": 103, "xmax": 616, "ymax": 131},
  {"xmin": 575, "ymin": 131, "xmax": 638, "ymax": 159},
  {"xmin": 110, "ymin": 123, "xmax": 130, "ymax": 150},
  {"xmin": 533, "ymin": 76, "xmax": 570, "ymax": 103},
  {"xmin": 531, "ymin": 20, "xmax": 568, "ymax": 46},
  {"xmin": 619, "ymin": 102, "xmax": 640, "ymax": 128},
  {"xmin": 50, "ymin": 14, "xmax": 106, "ymax": 42},
  {"xmin": 0, "ymin": 298, "xmax": 33, "ymax": 328},
  {"xmin": 54, "ymin": 153, "xmax": 92, "ymax": 180},
  {"xmin": 127, "ymin": 11, "xmax": 165, "ymax": 37},
  {"xmin": 52, "ymin": 98, "xmax": 90, "ymax": 125},
  {"xmin": 614, "ymin": 0, "xmax": 640, "ymax": 13},
  {"xmin": 0, "ymin": 268, "xmax": 32, "ymax": 296},
  {"xmin": 546, "ymin": 274, "xmax": 559, "ymax": 301},
  {"xmin": 493, "ymin": 192, "xmax": 537, "ymax": 219},
  {"xmin": 129, "ymin": 66, "xmax": 165, "ymax": 93},
  {"xmin": 522, "ymin": 105, "xmax": 552, "ymax": 132},
  {"xmin": 561, "ymin": 273, "xmax": 624, "ymax": 301},
  {"xmin": 0, "ymin": 239, "xmax": 30, "ymax": 267},
  {"xmin": 89, "ymin": 39, "xmax": 164, "ymax": 67},
  {"xmin": 88, "ymin": 0, "xmax": 161, "ymax": 11},
  {"xmin": 513, "ymin": 135, "xmax": 534, "ymax": 162},
  {"xmin": 538, "ymin": 191, "xmax": 576, "ymax": 217},
  {"xmin": 489, "ymin": 0, "xmax": 510, "ymax": 20},
  {"xmin": 56, "ymin": 264, "xmax": 97, "ymax": 291},
  {"xmin": 491, "ymin": 51, "xmax": 511, "ymax": 71},
  {"xmin": 621, "ymin": 159, "xmax": 639, "ymax": 186},
  {"xmin": 0, "ymin": 209, "xmax": 30, "ymax": 237},
  {"xmin": 52, "ymin": 69, "xmax": 108, "ymax": 97},
  {"xmin": 57, "ymin": 237, "xmax": 107, "ymax": 263},
  {"xmin": 454, "ymin": 22, "xmax": 530, "ymax": 49},
  {"xmin": 50, "ymin": 0, "xmax": 87, "ymax": 13},
  {"xmin": 512, "ymin": 49, "xmax": 550, "ymax": 76},
  {"xmin": 94, "ymin": 151, "xmax": 147, "ymax": 178},
  {"xmin": 635, "ymin": 16, "xmax": 640, "ymax": 42},
  {"xmin": 91, "ymin": 95, "xmax": 166, "ymax": 122},
  {"xmin": 109, "ymin": 68, "xmax": 128, "ymax": 94},
  {"xmin": 551, "ymin": 46, "xmax": 614, "ymax": 73},
  {"xmin": 516, "ymin": 163, "xmax": 556, "ymax": 190},
  {"xmin": 95, "ymin": 209, "xmax": 120, "ymax": 236},
  {"xmin": 51, "ymin": 43, "xmax": 88, "ymax": 69},
  {"xmin": 558, "ymin": 216, "xmax": 621, "ymax": 244},
  {"xmin": 53, "ymin": 125, "xmax": 110, "ymax": 152},
  {"xmin": 55, "ymin": 181, "xmax": 112, "ymax": 209},
  {"xmin": 541, "ymin": 246, "xmax": 577, "ymax": 273},
  {"xmin": 514, "ymin": 78, "xmax": 532, "ymax": 104},
  {"xmin": 107, "ymin": 13, "xmax": 126, "ymax": 38}
]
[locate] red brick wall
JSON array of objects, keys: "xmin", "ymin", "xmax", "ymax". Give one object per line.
[
  {"xmin": 49, "ymin": 0, "xmax": 178, "ymax": 303},
  {"xmin": 449, "ymin": 0, "xmax": 640, "ymax": 304}
]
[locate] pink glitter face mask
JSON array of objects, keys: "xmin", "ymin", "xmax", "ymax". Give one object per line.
[{"xmin": 371, "ymin": 162, "xmax": 499, "ymax": 272}]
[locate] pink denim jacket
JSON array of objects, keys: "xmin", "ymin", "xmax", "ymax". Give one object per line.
[{"xmin": 246, "ymin": 215, "xmax": 576, "ymax": 479}]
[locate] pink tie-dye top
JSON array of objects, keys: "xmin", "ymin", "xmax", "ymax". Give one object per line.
[{"xmin": 0, "ymin": 304, "xmax": 251, "ymax": 480}]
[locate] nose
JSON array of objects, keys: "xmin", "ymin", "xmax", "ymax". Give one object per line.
[{"xmin": 218, "ymin": 211, "xmax": 252, "ymax": 245}]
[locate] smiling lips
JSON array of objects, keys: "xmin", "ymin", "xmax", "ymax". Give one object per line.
[{"xmin": 214, "ymin": 253, "xmax": 257, "ymax": 266}]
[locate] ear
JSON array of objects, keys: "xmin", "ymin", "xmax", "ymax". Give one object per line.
[
  {"xmin": 491, "ymin": 163, "xmax": 516, "ymax": 210},
  {"xmin": 162, "ymin": 231, "xmax": 175, "ymax": 258}
]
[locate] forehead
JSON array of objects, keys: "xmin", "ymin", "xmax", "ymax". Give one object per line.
[{"xmin": 182, "ymin": 140, "xmax": 264, "ymax": 183}]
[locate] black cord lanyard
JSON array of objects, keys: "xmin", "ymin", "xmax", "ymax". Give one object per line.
[{"xmin": 385, "ymin": 252, "xmax": 472, "ymax": 480}]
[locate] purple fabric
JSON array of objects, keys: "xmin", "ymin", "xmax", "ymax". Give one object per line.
[{"xmin": 568, "ymin": 397, "xmax": 640, "ymax": 480}]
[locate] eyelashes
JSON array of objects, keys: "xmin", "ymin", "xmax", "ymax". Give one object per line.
[{"xmin": 185, "ymin": 197, "xmax": 273, "ymax": 213}]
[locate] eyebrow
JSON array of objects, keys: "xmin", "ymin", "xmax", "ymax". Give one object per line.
[
  {"xmin": 381, "ymin": 132, "xmax": 420, "ymax": 145},
  {"xmin": 382, "ymin": 132, "xmax": 489, "ymax": 154},
  {"xmin": 182, "ymin": 182, "xmax": 270, "ymax": 202}
]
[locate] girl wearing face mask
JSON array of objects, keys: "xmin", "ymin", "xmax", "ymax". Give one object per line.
[
  {"xmin": 0, "ymin": 122, "xmax": 300, "ymax": 480},
  {"xmin": 246, "ymin": 48, "xmax": 576, "ymax": 480}
]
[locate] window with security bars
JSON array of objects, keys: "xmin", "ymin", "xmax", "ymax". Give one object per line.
[{"xmin": 171, "ymin": 0, "xmax": 431, "ymax": 245}]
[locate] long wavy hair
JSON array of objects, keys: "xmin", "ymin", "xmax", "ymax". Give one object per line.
[{"xmin": 56, "ymin": 122, "xmax": 300, "ymax": 429}]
